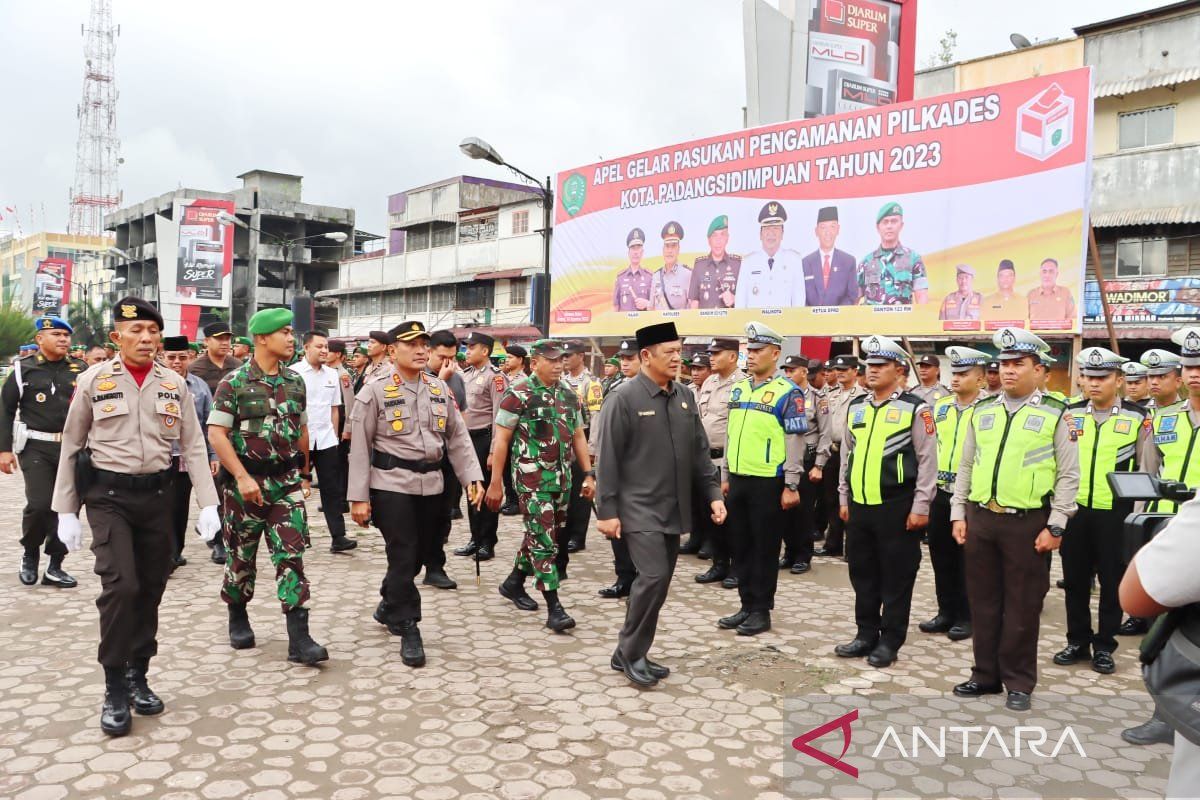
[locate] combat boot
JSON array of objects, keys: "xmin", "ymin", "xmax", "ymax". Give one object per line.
[
  {"xmin": 543, "ymin": 590, "xmax": 576, "ymax": 633},
  {"xmin": 227, "ymin": 603, "xmax": 256, "ymax": 650},
  {"xmin": 395, "ymin": 620, "xmax": 426, "ymax": 667},
  {"xmin": 100, "ymin": 666, "xmax": 132, "ymax": 737},
  {"xmin": 285, "ymin": 608, "xmax": 329, "ymax": 665},
  {"xmin": 125, "ymin": 658, "xmax": 164, "ymax": 715},
  {"xmin": 499, "ymin": 569, "xmax": 538, "ymax": 611}
]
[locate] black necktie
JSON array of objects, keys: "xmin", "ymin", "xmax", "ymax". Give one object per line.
[{"xmin": 768, "ymin": 257, "xmax": 775, "ymax": 270}]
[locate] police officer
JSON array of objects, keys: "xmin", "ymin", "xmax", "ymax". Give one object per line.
[
  {"xmin": 813, "ymin": 354, "xmax": 864, "ymax": 557},
  {"xmin": 612, "ymin": 228, "xmax": 653, "ymax": 311},
  {"xmin": 349, "ymin": 321, "xmax": 483, "ymax": 667},
  {"xmin": 356, "ymin": 330, "xmax": 395, "ymax": 392},
  {"xmin": 689, "ymin": 215, "xmax": 741, "ymax": 309},
  {"xmin": 0, "ymin": 316, "xmax": 87, "ymax": 587},
  {"xmin": 455, "ymin": 331, "xmax": 506, "ymax": 561},
  {"xmin": 651, "ymin": 222, "xmax": 692, "ymax": 310},
  {"xmin": 857, "ymin": 202, "xmax": 929, "ymax": 306},
  {"xmin": 921, "ymin": 346, "xmax": 988, "ymax": 642},
  {"xmin": 834, "ymin": 335, "xmax": 936, "ymax": 668},
  {"xmin": 561, "ymin": 340, "xmax": 603, "ymax": 557},
  {"xmin": 207, "ymin": 308, "xmax": 328, "ymax": 666},
  {"xmin": 689, "ymin": 338, "xmax": 746, "ymax": 582},
  {"xmin": 985, "ymin": 359, "xmax": 1001, "ymax": 395},
  {"xmin": 688, "ymin": 352, "xmax": 712, "ymax": 401},
  {"xmin": 190, "ymin": 321, "xmax": 243, "ymax": 395},
  {"xmin": 487, "ymin": 339, "xmax": 593, "ymax": 632},
  {"xmin": 1142, "ymin": 348, "xmax": 1183, "ymax": 411},
  {"xmin": 950, "ymin": 327, "xmax": 1079, "ymax": 712},
  {"xmin": 912, "ymin": 354, "xmax": 950, "ymax": 405},
  {"xmin": 1053, "ymin": 347, "xmax": 1150, "ymax": 676},
  {"xmin": 1122, "ymin": 361, "xmax": 1151, "ymax": 407},
  {"xmin": 592, "ymin": 338, "xmax": 640, "ymax": 598},
  {"xmin": 780, "ymin": 354, "xmax": 824, "ymax": 574},
  {"xmin": 720, "ymin": 322, "xmax": 807, "ymax": 636},
  {"xmin": 52, "ymin": 297, "xmax": 221, "ymax": 736}
]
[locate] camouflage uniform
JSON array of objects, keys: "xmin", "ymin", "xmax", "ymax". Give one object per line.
[
  {"xmin": 209, "ymin": 360, "xmax": 311, "ymax": 612},
  {"xmin": 857, "ymin": 244, "xmax": 928, "ymax": 305},
  {"xmin": 495, "ymin": 374, "xmax": 583, "ymax": 591}
]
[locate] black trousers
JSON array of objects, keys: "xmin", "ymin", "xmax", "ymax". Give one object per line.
[
  {"xmin": 1062, "ymin": 504, "xmax": 1128, "ymax": 654},
  {"xmin": 466, "ymin": 429, "xmax": 498, "ymax": 549},
  {"xmin": 727, "ymin": 474, "xmax": 785, "ymax": 613},
  {"xmin": 310, "ymin": 446, "xmax": 346, "ymax": 540},
  {"xmin": 846, "ymin": 497, "xmax": 922, "ymax": 650},
  {"xmin": 170, "ymin": 459, "xmax": 193, "ymax": 557},
  {"xmin": 927, "ymin": 491, "xmax": 969, "ymax": 624},
  {"xmin": 426, "ymin": 460, "xmax": 456, "ymax": 574},
  {"xmin": 373, "ymin": 489, "xmax": 442, "ymax": 623},
  {"xmin": 565, "ymin": 457, "xmax": 591, "ymax": 548},
  {"xmin": 964, "ymin": 505, "xmax": 1049, "ymax": 694},
  {"xmin": 337, "ymin": 438, "xmax": 350, "ymax": 510},
  {"xmin": 783, "ymin": 448, "xmax": 819, "ymax": 563},
  {"xmin": 694, "ymin": 460, "xmax": 728, "ymax": 563},
  {"xmin": 18, "ymin": 440, "xmax": 66, "ymax": 558},
  {"xmin": 821, "ymin": 449, "xmax": 845, "ymax": 552},
  {"xmin": 85, "ymin": 483, "xmax": 175, "ymax": 667}
]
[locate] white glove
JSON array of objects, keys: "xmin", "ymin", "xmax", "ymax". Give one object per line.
[
  {"xmin": 57, "ymin": 513, "xmax": 83, "ymax": 552},
  {"xmin": 197, "ymin": 506, "xmax": 221, "ymax": 542}
]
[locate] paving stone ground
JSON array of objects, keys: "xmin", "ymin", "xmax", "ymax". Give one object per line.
[{"xmin": 0, "ymin": 473, "xmax": 1173, "ymax": 799}]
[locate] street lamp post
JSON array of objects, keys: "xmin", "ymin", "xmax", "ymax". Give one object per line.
[{"xmin": 459, "ymin": 137, "xmax": 554, "ymax": 336}]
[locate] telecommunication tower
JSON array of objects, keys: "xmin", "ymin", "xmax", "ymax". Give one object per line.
[{"xmin": 68, "ymin": 0, "xmax": 121, "ymax": 236}]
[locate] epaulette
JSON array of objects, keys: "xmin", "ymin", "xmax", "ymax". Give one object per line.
[
  {"xmin": 847, "ymin": 393, "xmax": 868, "ymax": 408},
  {"xmin": 1066, "ymin": 398, "xmax": 1087, "ymax": 411},
  {"xmin": 1041, "ymin": 394, "xmax": 1068, "ymax": 411}
]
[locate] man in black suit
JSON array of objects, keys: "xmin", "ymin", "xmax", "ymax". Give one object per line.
[{"xmin": 801, "ymin": 206, "xmax": 858, "ymax": 306}]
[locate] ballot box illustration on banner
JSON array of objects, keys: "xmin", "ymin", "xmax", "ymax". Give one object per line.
[{"xmin": 1015, "ymin": 82, "xmax": 1075, "ymax": 161}]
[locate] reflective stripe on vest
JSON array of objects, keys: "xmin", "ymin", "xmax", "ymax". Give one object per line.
[
  {"xmin": 1073, "ymin": 404, "xmax": 1144, "ymax": 510},
  {"xmin": 967, "ymin": 397, "xmax": 1064, "ymax": 509},
  {"xmin": 846, "ymin": 396, "xmax": 917, "ymax": 505},
  {"xmin": 726, "ymin": 376, "xmax": 794, "ymax": 478},
  {"xmin": 1151, "ymin": 403, "xmax": 1200, "ymax": 513},
  {"xmin": 934, "ymin": 394, "xmax": 977, "ymax": 492}
]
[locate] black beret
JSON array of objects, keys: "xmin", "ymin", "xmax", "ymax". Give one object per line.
[
  {"xmin": 114, "ymin": 297, "xmax": 164, "ymax": 329},
  {"xmin": 368, "ymin": 330, "xmax": 395, "ymax": 345},
  {"xmin": 635, "ymin": 322, "xmax": 679, "ymax": 349},
  {"xmin": 506, "ymin": 344, "xmax": 527, "ymax": 359},
  {"xmin": 162, "ymin": 335, "xmax": 190, "ymax": 352},
  {"xmin": 202, "ymin": 321, "xmax": 232, "ymax": 337}
]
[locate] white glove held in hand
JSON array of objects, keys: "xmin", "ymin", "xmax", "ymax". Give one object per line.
[
  {"xmin": 197, "ymin": 506, "xmax": 221, "ymax": 542},
  {"xmin": 57, "ymin": 513, "xmax": 83, "ymax": 552}
]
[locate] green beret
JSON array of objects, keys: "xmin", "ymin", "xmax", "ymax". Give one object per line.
[
  {"xmin": 234, "ymin": 336, "xmax": 252, "ymax": 346},
  {"xmin": 354, "ymin": 345, "xmax": 368, "ymax": 356},
  {"xmin": 876, "ymin": 201, "xmax": 903, "ymax": 223},
  {"xmin": 606, "ymin": 356, "xmax": 619, "ymax": 366},
  {"xmin": 189, "ymin": 342, "xmax": 202, "ymax": 353},
  {"xmin": 707, "ymin": 215, "xmax": 729, "ymax": 236},
  {"xmin": 247, "ymin": 307, "xmax": 294, "ymax": 336}
]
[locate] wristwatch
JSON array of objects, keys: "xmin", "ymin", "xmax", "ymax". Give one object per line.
[
  {"xmin": 785, "ymin": 482, "xmax": 800, "ymax": 492},
  {"xmin": 1047, "ymin": 524, "xmax": 1065, "ymax": 538},
  {"xmin": 583, "ymin": 470, "xmax": 596, "ymax": 479},
  {"xmin": 300, "ymin": 471, "xmax": 313, "ymax": 481}
]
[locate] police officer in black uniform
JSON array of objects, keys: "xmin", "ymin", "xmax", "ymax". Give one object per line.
[{"xmin": 0, "ymin": 316, "xmax": 87, "ymax": 587}]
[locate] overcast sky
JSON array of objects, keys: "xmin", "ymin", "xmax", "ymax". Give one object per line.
[{"xmin": 0, "ymin": 0, "xmax": 1164, "ymax": 237}]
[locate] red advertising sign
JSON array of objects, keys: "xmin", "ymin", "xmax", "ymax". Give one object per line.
[
  {"xmin": 33, "ymin": 257, "xmax": 73, "ymax": 316},
  {"xmin": 805, "ymin": 0, "xmax": 916, "ymax": 117}
]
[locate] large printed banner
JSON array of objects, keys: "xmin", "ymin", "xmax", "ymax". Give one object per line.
[
  {"xmin": 1084, "ymin": 277, "xmax": 1200, "ymax": 323},
  {"xmin": 33, "ymin": 257, "xmax": 72, "ymax": 317},
  {"xmin": 172, "ymin": 198, "xmax": 234, "ymax": 307},
  {"xmin": 550, "ymin": 67, "xmax": 1093, "ymax": 337}
]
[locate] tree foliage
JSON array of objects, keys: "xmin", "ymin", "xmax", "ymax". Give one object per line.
[
  {"xmin": 0, "ymin": 302, "xmax": 35, "ymax": 361},
  {"xmin": 67, "ymin": 300, "xmax": 109, "ymax": 349}
]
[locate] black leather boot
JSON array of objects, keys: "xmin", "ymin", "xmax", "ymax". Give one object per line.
[
  {"xmin": 100, "ymin": 666, "xmax": 132, "ymax": 736},
  {"xmin": 285, "ymin": 608, "xmax": 329, "ymax": 665},
  {"xmin": 543, "ymin": 591, "xmax": 576, "ymax": 632},
  {"xmin": 395, "ymin": 619, "xmax": 426, "ymax": 667},
  {"xmin": 228, "ymin": 603, "xmax": 256, "ymax": 650},
  {"xmin": 499, "ymin": 569, "xmax": 538, "ymax": 611},
  {"xmin": 125, "ymin": 658, "xmax": 164, "ymax": 715}
]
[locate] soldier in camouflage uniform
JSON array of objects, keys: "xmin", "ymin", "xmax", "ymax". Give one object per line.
[
  {"xmin": 857, "ymin": 201, "xmax": 929, "ymax": 306},
  {"xmin": 487, "ymin": 340, "xmax": 595, "ymax": 632},
  {"xmin": 207, "ymin": 307, "xmax": 328, "ymax": 666}
]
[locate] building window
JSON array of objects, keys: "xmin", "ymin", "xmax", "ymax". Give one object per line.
[
  {"xmin": 509, "ymin": 277, "xmax": 528, "ymax": 305},
  {"xmin": 382, "ymin": 290, "xmax": 403, "ymax": 315},
  {"xmin": 1116, "ymin": 238, "xmax": 1168, "ymax": 277},
  {"xmin": 459, "ymin": 215, "xmax": 498, "ymax": 243},
  {"xmin": 430, "ymin": 284, "xmax": 456, "ymax": 311},
  {"xmin": 432, "ymin": 223, "xmax": 457, "ymax": 248},
  {"xmin": 403, "ymin": 288, "xmax": 428, "ymax": 313},
  {"xmin": 512, "ymin": 210, "xmax": 529, "ymax": 236},
  {"xmin": 407, "ymin": 226, "xmax": 430, "ymax": 251},
  {"xmin": 1118, "ymin": 106, "xmax": 1174, "ymax": 150},
  {"xmin": 456, "ymin": 282, "xmax": 494, "ymax": 310}
]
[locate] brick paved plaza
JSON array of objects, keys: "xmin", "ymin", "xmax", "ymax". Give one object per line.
[{"xmin": 0, "ymin": 473, "xmax": 1175, "ymax": 799}]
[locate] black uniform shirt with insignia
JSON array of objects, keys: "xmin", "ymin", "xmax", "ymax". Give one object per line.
[{"xmin": 0, "ymin": 352, "xmax": 88, "ymax": 449}]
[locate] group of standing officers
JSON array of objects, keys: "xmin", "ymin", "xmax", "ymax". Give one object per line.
[{"xmin": 3, "ymin": 299, "xmax": 1196, "ymax": 740}]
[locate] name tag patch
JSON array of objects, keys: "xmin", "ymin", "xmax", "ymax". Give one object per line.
[
  {"xmin": 638, "ymin": 410, "xmax": 656, "ymax": 417},
  {"xmin": 1113, "ymin": 419, "xmax": 1132, "ymax": 435},
  {"xmin": 885, "ymin": 408, "xmax": 902, "ymax": 424},
  {"xmin": 977, "ymin": 414, "xmax": 995, "ymax": 431},
  {"xmin": 1155, "ymin": 433, "xmax": 1179, "ymax": 445},
  {"xmin": 1023, "ymin": 415, "xmax": 1044, "ymax": 433}
]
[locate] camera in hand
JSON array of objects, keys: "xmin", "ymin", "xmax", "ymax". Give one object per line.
[{"xmin": 1107, "ymin": 472, "xmax": 1195, "ymax": 551}]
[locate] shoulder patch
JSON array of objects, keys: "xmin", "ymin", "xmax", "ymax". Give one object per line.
[
  {"xmin": 494, "ymin": 375, "xmax": 506, "ymax": 393},
  {"xmin": 920, "ymin": 408, "xmax": 935, "ymax": 435}
]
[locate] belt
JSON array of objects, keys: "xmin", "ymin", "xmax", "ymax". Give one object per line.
[
  {"xmin": 26, "ymin": 430, "xmax": 63, "ymax": 443},
  {"xmin": 979, "ymin": 500, "xmax": 1045, "ymax": 516},
  {"xmin": 372, "ymin": 451, "xmax": 442, "ymax": 473},
  {"xmin": 469, "ymin": 428, "xmax": 492, "ymax": 438},
  {"xmin": 242, "ymin": 459, "xmax": 298, "ymax": 477},
  {"xmin": 710, "ymin": 447, "xmax": 724, "ymax": 459},
  {"xmin": 94, "ymin": 468, "xmax": 172, "ymax": 490}
]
